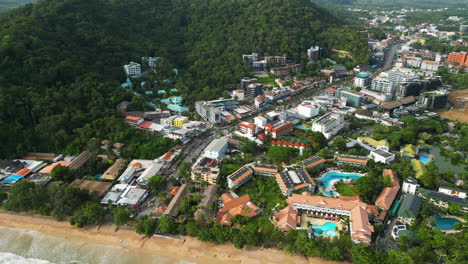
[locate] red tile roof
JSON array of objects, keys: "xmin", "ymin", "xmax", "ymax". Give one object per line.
[
  {"xmin": 124, "ymin": 116, "xmax": 143, "ymax": 122},
  {"xmin": 138, "ymin": 121, "xmax": 155, "ymax": 129}
]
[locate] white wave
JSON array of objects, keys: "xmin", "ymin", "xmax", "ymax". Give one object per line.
[{"xmin": 0, "ymin": 252, "xmax": 53, "ymax": 264}]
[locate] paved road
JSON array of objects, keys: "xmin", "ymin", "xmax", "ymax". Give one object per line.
[{"xmin": 383, "ymin": 43, "xmax": 399, "ymax": 70}]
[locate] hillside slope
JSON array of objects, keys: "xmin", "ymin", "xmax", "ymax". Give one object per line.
[{"xmin": 0, "ymin": 0, "xmax": 369, "ymax": 157}]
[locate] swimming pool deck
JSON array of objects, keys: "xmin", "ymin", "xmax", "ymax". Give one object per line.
[{"xmin": 299, "ymin": 214, "xmax": 345, "ymax": 237}]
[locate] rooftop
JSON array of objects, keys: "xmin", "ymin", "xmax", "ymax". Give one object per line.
[
  {"xmin": 205, "ymin": 139, "xmax": 228, "ymax": 153},
  {"xmin": 70, "ymin": 179, "xmax": 112, "ymax": 197},
  {"xmin": 397, "ymin": 194, "xmax": 423, "ymax": 219},
  {"xmin": 276, "ymin": 168, "xmax": 315, "ymax": 194}
]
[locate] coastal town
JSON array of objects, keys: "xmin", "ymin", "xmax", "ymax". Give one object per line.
[{"xmin": 0, "ymin": 0, "xmax": 467, "ymax": 263}]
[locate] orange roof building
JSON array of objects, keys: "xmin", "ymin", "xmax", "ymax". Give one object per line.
[
  {"xmin": 274, "ymin": 206, "xmax": 299, "ymax": 231},
  {"xmin": 375, "ymin": 169, "xmax": 400, "ymax": 210},
  {"xmin": 227, "ymin": 165, "xmax": 254, "ymax": 189},
  {"xmin": 218, "ymin": 194, "xmax": 260, "ymax": 226},
  {"xmin": 287, "ymin": 193, "xmax": 375, "ymax": 245},
  {"xmin": 335, "ymin": 154, "xmax": 369, "ymax": 166},
  {"xmin": 39, "ymin": 161, "xmax": 71, "ymax": 174}
]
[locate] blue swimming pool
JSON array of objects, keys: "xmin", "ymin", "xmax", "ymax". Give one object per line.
[
  {"xmin": 420, "ymin": 154, "xmax": 431, "ymax": 164},
  {"xmin": 317, "ymin": 171, "xmax": 364, "ymax": 197},
  {"xmin": 311, "ymin": 222, "xmax": 337, "ymax": 237},
  {"xmin": 435, "ymin": 217, "xmax": 461, "ymax": 230}
]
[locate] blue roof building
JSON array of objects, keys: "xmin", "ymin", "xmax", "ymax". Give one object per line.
[
  {"xmin": 158, "ymin": 90, "xmax": 166, "ymax": 95},
  {"xmin": 170, "ymin": 88, "xmax": 178, "ymax": 92},
  {"xmin": 170, "ymin": 96, "xmax": 183, "ymax": 104},
  {"xmin": 168, "ymin": 104, "xmax": 188, "ymax": 113},
  {"xmin": 161, "ymin": 98, "xmax": 170, "ymax": 104},
  {"xmin": 121, "ymin": 78, "xmax": 133, "ymax": 89},
  {"xmin": 145, "ymin": 91, "xmax": 153, "ymax": 95}
]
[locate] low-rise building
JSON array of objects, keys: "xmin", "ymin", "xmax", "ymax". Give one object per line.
[
  {"xmin": 264, "ymin": 121, "xmax": 294, "ymax": 139},
  {"xmin": 369, "ymin": 148, "xmax": 395, "ymax": 164},
  {"xmin": 164, "ymin": 184, "xmax": 188, "ymax": 217},
  {"xmin": 438, "ymin": 186, "xmax": 467, "ymax": 199},
  {"xmin": 335, "ymin": 154, "xmax": 368, "ymax": 166},
  {"xmin": 124, "ymin": 116, "xmax": 144, "ymax": 126},
  {"xmin": 239, "ymin": 122, "xmax": 259, "ymax": 136},
  {"xmin": 191, "ymin": 166, "xmax": 220, "ymax": 185},
  {"xmin": 274, "ymin": 206, "xmax": 299, "ymax": 231},
  {"xmin": 173, "ymin": 116, "xmax": 189, "ymax": 127},
  {"xmin": 252, "ymin": 163, "xmax": 278, "ymax": 177},
  {"xmin": 203, "ymin": 139, "xmax": 228, "ymax": 160},
  {"xmin": 294, "ymin": 155, "xmax": 328, "ymax": 169},
  {"xmin": 396, "ymin": 194, "xmax": 423, "ymax": 225},
  {"xmin": 286, "ymin": 193, "xmax": 376, "ymax": 245},
  {"xmin": 70, "ymin": 179, "xmax": 112, "ymax": 198},
  {"xmin": 118, "ymin": 160, "xmax": 163, "ymax": 185},
  {"xmin": 275, "ymin": 168, "xmax": 315, "ymax": 196},
  {"xmin": 227, "ymin": 165, "xmax": 254, "ymax": 189},
  {"xmin": 218, "ymin": 193, "xmax": 261, "ymax": 226},
  {"xmin": 68, "ymin": 151, "xmax": 94, "ymax": 170},
  {"xmin": 101, "ymin": 159, "xmax": 127, "ymax": 181},
  {"xmin": 311, "ymin": 112, "xmax": 345, "ymax": 139},
  {"xmin": 375, "ymin": 170, "xmax": 400, "ymax": 211}
]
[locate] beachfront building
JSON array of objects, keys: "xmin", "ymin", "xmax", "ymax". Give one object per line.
[
  {"xmin": 311, "ymin": 112, "xmax": 345, "ymax": 139},
  {"xmin": 274, "ymin": 206, "xmax": 299, "ymax": 231},
  {"xmin": 375, "ymin": 170, "xmax": 400, "ymax": 211},
  {"xmin": 101, "ymin": 158, "xmax": 127, "ymax": 181},
  {"xmin": 286, "ymin": 193, "xmax": 376, "ymax": 245},
  {"xmin": 118, "ymin": 159, "xmax": 163, "ymax": 185},
  {"xmin": 334, "ymin": 154, "xmax": 368, "ymax": 167},
  {"xmin": 227, "ymin": 165, "xmax": 254, "ymax": 189},
  {"xmin": 203, "ymin": 139, "xmax": 228, "ymax": 160},
  {"xmin": 218, "ymin": 193, "xmax": 261, "ymax": 226},
  {"xmin": 396, "ymin": 194, "xmax": 423, "ymax": 225},
  {"xmin": 275, "ymin": 168, "xmax": 315, "ymax": 196}
]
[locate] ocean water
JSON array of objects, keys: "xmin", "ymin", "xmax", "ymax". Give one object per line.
[{"xmin": 0, "ymin": 226, "xmax": 194, "ymax": 264}]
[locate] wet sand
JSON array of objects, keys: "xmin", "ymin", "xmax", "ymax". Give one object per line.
[{"xmin": 0, "ymin": 212, "xmax": 343, "ymax": 264}]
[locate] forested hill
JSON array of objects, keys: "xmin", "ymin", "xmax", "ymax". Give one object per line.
[{"xmin": 0, "ymin": 0, "xmax": 369, "ymax": 158}]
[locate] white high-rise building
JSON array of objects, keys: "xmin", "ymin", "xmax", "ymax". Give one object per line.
[
  {"xmin": 371, "ymin": 77, "xmax": 395, "ymax": 94},
  {"xmin": 296, "ymin": 101, "xmax": 320, "ymax": 118},
  {"xmin": 307, "ymin": 46, "xmax": 320, "ymax": 62},
  {"xmin": 311, "ymin": 112, "xmax": 345, "ymax": 139},
  {"xmin": 123, "ymin": 62, "xmax": 141, "ymax": 76}
]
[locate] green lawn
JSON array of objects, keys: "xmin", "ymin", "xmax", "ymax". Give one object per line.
[
  {"xmin": 335, "ymin": 182, "xmax": 355, "ymax": 197},
  {"xmin": 256, "ymin": 74, "xmax": 279, "ymax": 88},
  {"xmin": 237, "ymin": 177, "xmax": 286, "ymax": 211}
]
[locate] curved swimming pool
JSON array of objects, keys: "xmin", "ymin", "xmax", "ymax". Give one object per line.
[
  {"xmin": 311, "ymin": 222, "xmax": 337, "ymax": 237},
  {"xmin": 317, "ymin": 171, "xmax": 364, "ymax": 197},
  {"xmin": 435, "ymin": 217, "xmax": 461, "ymax": 230}
]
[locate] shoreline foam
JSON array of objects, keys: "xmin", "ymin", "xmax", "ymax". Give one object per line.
[{"xmin": 0, "ymin": 211, "xmax": 343, "ymax": 264}]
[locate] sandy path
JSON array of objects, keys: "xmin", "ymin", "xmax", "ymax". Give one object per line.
[{"xmin": 0, "ymin": 211, "xmax": 343, "ymax": 264}]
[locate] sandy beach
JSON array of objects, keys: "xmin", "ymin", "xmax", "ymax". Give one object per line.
[{"xmin": 0, "ymin": 211, "xmax": 344, "ymax": 264}]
